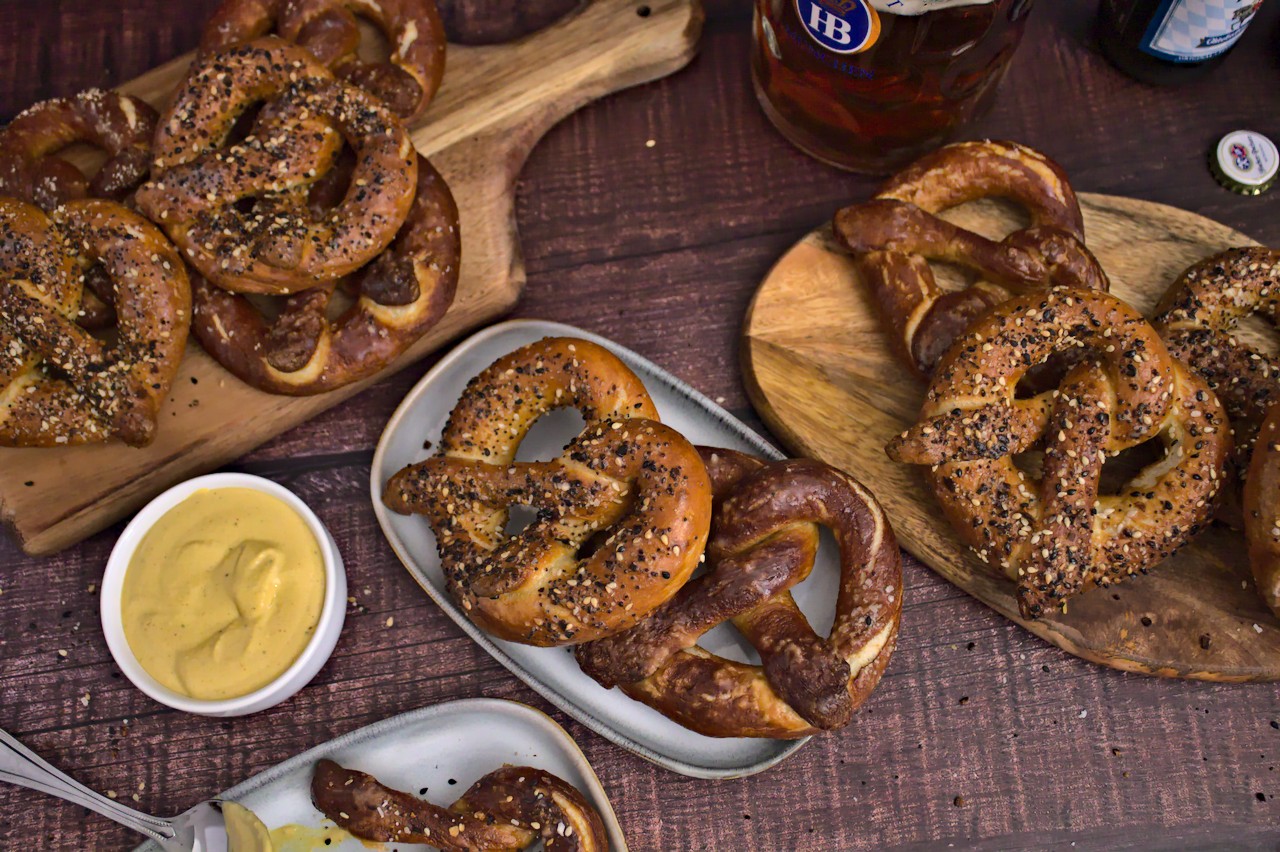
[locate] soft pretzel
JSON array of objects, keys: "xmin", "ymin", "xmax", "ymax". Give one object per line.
[
  {"xmin": 1244, "ymin": 403, "xmax": 1280, "ymax": 618},
  {"xmin": 1152, "ymin": 247, "xmax": 1280, "ymax": 464},
  {"xmin": 190, "ymin": 152, "xmax": 459, "ymax": 394},
  {"xmin": 311, "ymin": 759, "xmax": 608, "ymax": 851},
  {"xmin": 382, "ymin": 337, "xmax": 712, "ymax": 646},
  {"xmin": 887, "ymin": 288, "xmax": 1231, "ymax": 618},
  {"xmin": 135, "ymin": 38, "xmax": 416, "ymax": 295},
  {"xmin": 834, "ymin": 140, "xmax": 1109, "ymax": 378},
  {"xmin": 577, "ymin": 448, "xmax": 901, "ymax": 739},
  {"xmin": 0, "ymin": 88, "xmax": 157, "ymax": 211},
  {"xmin": 201, "ymin": 0, "xmax": 446, "ymax": 122},
  {"xmin": 0, "ymin": 198, "xmax": 190, "ymax": 447}
]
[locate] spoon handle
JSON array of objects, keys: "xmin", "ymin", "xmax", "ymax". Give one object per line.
[{"xmin": 0, "ymin": 727, "xmax": 175, "ymax": 844}]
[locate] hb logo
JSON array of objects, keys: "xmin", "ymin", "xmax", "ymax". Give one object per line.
[{"xmin": 796, "ymin": 0, "xmax": 880, "ymax": 54}]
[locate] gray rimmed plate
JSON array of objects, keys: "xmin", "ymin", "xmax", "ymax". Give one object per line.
[
  {"xmin": 372, "ymin": 320, "xmax": 839, "ymax": 779},
  {"xmin": 137, "ymin": 698, "xmax": 625, "ymax": 851}
]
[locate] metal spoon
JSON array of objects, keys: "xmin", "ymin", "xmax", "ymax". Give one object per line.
[{"xmin": 1, "ymin": 727, "xmax": 232, "ymax": 851}]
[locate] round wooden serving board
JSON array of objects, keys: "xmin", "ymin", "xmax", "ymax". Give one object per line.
[{"xmin": 742, "ymin": 192, "xmax": 1280, "ymax": 682}]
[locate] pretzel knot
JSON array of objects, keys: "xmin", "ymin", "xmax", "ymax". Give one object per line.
[
  {"xmin": 1152, "ymin": 248, "xmax": 1280, "ymax": 455},
  {"xmin": 382, "ymin": 337, "xmax": 713, "ymax": 646},
  {"xmin": 887, "ymin": 289, "xmax": 1231, "ymax": 618},
  {"xmin": 135, "ymin": 38, "xmax": 417, "ymax": 295},
  {"xmin": 189, "ymin": 152, "xmax": 459, "ymax": 394},
  {"xmin": 312, "ymin": 759, "xmax": 608, "ymax": 851},
  {"xmin": 576, "ymin": 448, "xmax": 902, "ymax": 739},
  {"xmin": 0, "ymin": 88, "xmax": 157, "ymax": 212},
  {"xmin": 834, "ymin": 140, "xmax": 1109, "ymax": 378},
  {"xmin": 201, "ymin": 0, "xmax": 446, "ymax": 122},
  {"xmin": 0, "ymin": 198, "xmax": 190, "ymax": 447}
]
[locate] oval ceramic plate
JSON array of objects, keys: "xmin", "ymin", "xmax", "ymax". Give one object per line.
[
  {"xmin": 372, "ymin": 320, "xmax": 846, "ymax": 778},
  {"xmin": 136, "ymin": 698, "xmax": 625, "ymax": 851}
]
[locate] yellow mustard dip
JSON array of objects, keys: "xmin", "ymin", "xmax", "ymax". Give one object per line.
[
  {"xmin": 269, "ymin": 823, "xmax": 368, "ymax": 851},
  {"xmin": 122, "ymin": 487, "xmax": 325, "ymax": 701},
  {"xmin": 223, "ymin": 801, "xmax": 273, "ymax": 852}
]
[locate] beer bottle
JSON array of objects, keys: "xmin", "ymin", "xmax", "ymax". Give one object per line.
[{"xmin": 1099, "ymin": 0, "xmax": 1265, "ymax": 85}]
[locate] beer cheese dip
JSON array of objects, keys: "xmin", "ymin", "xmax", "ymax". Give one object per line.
[
  {"xmin": 121, "ymin": 487, "xmax": 325, "ymax": 701},
  {"xmin": 223, "ymin": 801, "xmax": 273, "ymax": 852}
]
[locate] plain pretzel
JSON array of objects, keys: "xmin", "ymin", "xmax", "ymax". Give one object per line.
[
  {"xmin": 312, "ymin": 759, "xmax": 607, "ymax": 851},
  {"xmin": 577, "ymin": 447, "xmax": 901, "ymax": 738},
  {"xmin": 834, "ymin": 140, "xmax": 1108, "ymax": 377}
]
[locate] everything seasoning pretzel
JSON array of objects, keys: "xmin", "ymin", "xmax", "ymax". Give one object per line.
[
  {"xmin": 0, "ymin": 198, "xmax": 190, "ymax": 447},
  {"xmin": 1152, "ymin": 247, "xmax": 1280, "ymax": 464},
  {"xmin": 382, "ymin": 337, "xmax": 712, "ymax": 646},
  {"xmin": 312, "ymin": 759, "xmax": 608, "ymax": 851},
  {"xmin": 135, "ymin": 38, "xmax": 417, "ymax": 295},
  {"xmin": 1152, "ymin": 249, "xmax": 1280, "ymax": 615},
  {"xmin": 834, "ymin": 140, "xmax": 1108, "ymax": 378},
  {"xmin": 190, "ymin": 152, "xmax": 459, "ymax": 394},
  {"xmin": 887, "ymin": 289, "xmax": 1230, "ymax": 618},
  {"xmin": 1244, "ymin": 404, "xmax": 1280, "ymax": 618},
  {"xmin": 0, "ymin": 89, "xmax": 157, "ymax": 211},
  {"xmin": 201, "ymin": 0, "xmax": 446, "ymax": 122},
  {"xmin": 576, "ymin": 447, "xmax": 901, "ymax": 739}
]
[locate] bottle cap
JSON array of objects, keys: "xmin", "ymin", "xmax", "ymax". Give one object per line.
[{"xmin": 1211, "ymin": 131, "xmax": 1278, "ymax": 196}]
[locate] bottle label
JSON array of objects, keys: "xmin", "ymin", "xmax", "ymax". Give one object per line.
[
  {"xmin": 795, "ymin": 0, "xmax": 881, "ymax": 54},
  {"xmin": 1142, "ymin": 0, "xmax": 1263, "ymax": 62},
  {"xmin": 792, "ymin": 0, "xmax": 997, "ymax": 55}
]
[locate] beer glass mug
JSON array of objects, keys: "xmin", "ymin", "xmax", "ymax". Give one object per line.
[{"xmin": 752, "ymin": 0, "xmax": 1037, "ymax": 173}]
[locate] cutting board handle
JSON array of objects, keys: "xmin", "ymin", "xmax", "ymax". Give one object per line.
[{"xmin": 415, "ymin": 0, "xmax": 705, "ymax": 161}]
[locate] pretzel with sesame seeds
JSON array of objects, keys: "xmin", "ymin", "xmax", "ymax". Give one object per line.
[
  {"xmin": 834, "ymin": 140, "xmax": 1109, "ymax": 379},
  {"xmin": 382, "ymin": 337, "xmax": 713, "ymax": 646},
  {"xmin": 887, "ymin": 288, "xmax": 1231, "ymax": 619},
  {"xmin": 135, "ymin": 38, "xmax": 417, "ymax": 295},
  {"xmin": 0, "ymin": 89, "xmax": 160, "ymax": 329},
  {"xmin": 311, "ymin": 759, "xmax": 608, "ymax": 851},
  {"xmin": 0, "ymin": 88, "xmax": 158, "ymax": 212},
  {"xmin": 1152, "ymin": 248, "xmax": 1280, "ymax": 617},
  {"xmin": 1244, "ymin": 403, "xmax": 1280, "ymax": 618},
  {"xmin": 0, "ymin": 198, "xmax": 190, "ymax": 447},
  {"xmin": 189, "ymin": 151, "xmax": 458, "ymax": 394},
  {"xmin": 576, "ymin": 447, "xmax": 901, "ymax": 739},
  {"xmin": 200, "ymin": 0, "xmax": 446, "ymax": 123},
  {"xmin": 1152, "ymin": 248, "xmax": 1280, "ymax": 474}
]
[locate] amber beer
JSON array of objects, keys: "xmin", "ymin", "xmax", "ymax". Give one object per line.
[{"xmin": 752, "ymin": 0, "xmax": 1036, "ymax": 173}]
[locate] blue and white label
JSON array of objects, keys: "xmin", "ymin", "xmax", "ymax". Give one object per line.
[
  {"xmin": 794, "ymin": 0, "xmax": 881, "ymax": 54},
  {"xmin": 1142, "ymin": 0, "xmax": 1263, "ymax": 63}
]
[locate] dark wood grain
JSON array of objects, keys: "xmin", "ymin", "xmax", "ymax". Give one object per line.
[{"xmin": 2, "ymin": 1, "xmax": 1280, "ymax": 850}]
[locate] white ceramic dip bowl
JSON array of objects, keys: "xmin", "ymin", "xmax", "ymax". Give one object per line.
[{"xmin": 101, "ymin": 473, "xmax": 346, "ymax": 717}]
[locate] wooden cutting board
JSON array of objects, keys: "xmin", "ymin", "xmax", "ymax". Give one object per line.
[
  {"xmin": 742, "ymin": 193, "xmax": 1280, "ymax": 682},
  {"xmin": 0, "ymin": 0, "xmax": 704, "ymax": 556}
]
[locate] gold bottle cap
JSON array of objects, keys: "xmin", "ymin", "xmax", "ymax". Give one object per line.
[{"xmin": 1212, "ymin": 131, "xmax": 1278, "ymax": 196}]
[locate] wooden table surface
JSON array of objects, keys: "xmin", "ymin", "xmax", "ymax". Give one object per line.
[{"xmin": 2, "ymin": 1, "xmax": 1280, "ymax": 849}]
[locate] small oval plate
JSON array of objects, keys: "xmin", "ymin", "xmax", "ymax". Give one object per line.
[
  {"xmin": 371, "ymin": 320, "xmax": 834, "ymax": 778},
  {"xmin": 136, "ymin": 698, "xmax": 626, "ymax": 850}
]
